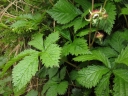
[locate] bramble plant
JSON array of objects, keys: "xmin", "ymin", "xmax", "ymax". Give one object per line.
[{"xmin": 0, "ymin": 0, "xmax": 128, "ymax": 96}]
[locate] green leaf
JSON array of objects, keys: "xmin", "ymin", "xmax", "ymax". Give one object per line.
[
  {"xmin": 47, "ymin": 0, "xmax": 81, "ymax": 24},
  {"xmin": 41, "ymin": 80, "xmax": 56, "ymax": 94},
  {"xmin": 99, "ymin": 3, "xmax": 116, "ymax": 34},
  {"xmin": 73, "ymin": 50, "xmax": 111, "ymax": 68},
  {"xmin": 95, "ymin": 72, "xmax": 111, "ymax": 96},
  {"xmin": 12, "ymin": 53, "xmax": 39, "ymax": 91},
  {"xmin": 77, "ymin": 65, "xmax": 109, "ymax": 88},
  {"xmin": 113, "ymin": 69, "xmax": 128, "ymax": 82},
  {"xmin": 40, "ymin": 44, "xmax": 61, "ymax": 67},
  {"xmin": 73, "ymin": 18, "xmax": 88, "ymax": 32},
  {"xmin": 57, "ymin": 81, "xmax": 68, "ymax": 95},
  {"xmin": 48, "ymin": 67, "xmax": 58, "ymax": 79},
  {"xmin": 96, "ymin": 47, "xmax": 118, "ymax": 58},
  {"xmin": 74, "ymin": 0, "xmax": 91, "ymax": 11},
  {"xmin": 107, "ymin": 31, "xmax": 126, "ymax": 53},
  {"xmin": 28, "ymin": 33, "xmax": 44, "ymax": 51},
  {"xmin": 121, "ymin": 8, "xmax": 128, "ymax": 15},
  {"xmin": 1, "ymin": 49, "xmax": 37, "ymax": 77},
  {"xmin": 59, "ymin": 30, "xmax": 71, "ymax": 41},
  {"xmin": 115, "ymin": 46, "xmax": 128, "ymax": 66},
  {"xmin": 76, "ymin": 28, "xmax": 96, "ymax": 37},
  {"xmin": 62, "ymin": 38, "xmax": 90, "ymax": 56},
  {"xmin": 60, "ymin": 66, "xmax": 66, "ymax": 80},
  {"xmin": 26, "ymin": 90, "xmax": 38, "ymax": 96},
  {"xmin": 44, "ymin": 32, "xmax": 59, "ymax": 49},
  {"xmin": 70, "ymin": 70, "xmax": 79, "ymax": 80},
  {"xmin": 113, "ymin": 76, "xmax": 128, "ymax": 96},
  {"xmin": 46, "ymin": 84, "xmax": 58, "ymax": 96}
]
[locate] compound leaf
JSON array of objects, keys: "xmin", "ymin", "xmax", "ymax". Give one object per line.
[
  {"xmin": 28, "ymin": 33, "xmax": 44, "ymax": 51},
  {"xmin": 99, "ymin": 2, "xmax": 116, "ymax": 34},
  {"xmin": 77, "ymin": 65, "xmax": 109, "ymax": 88},
  {"xmin": 73, "ymin": 50, "xmax": 111, "ymax": 68},
  {"xmin": 57, "ymin": 81, "xmax": 68, "ymax": 95},
  {"xmin": 44, "ymin": 32, "xmax": 59, "ymax": 49},
  {"xmin": 40, "ymin": 44, "xmax": 61, "ymax": 68},
  {"xmin": 62, "ymin": 38, "xmax": 90, "ymax": 56},
  {"xmin": 113, "ymin": 69, "xmax": 128, "ymax": 82},
  {"xmin": 47, "ymin": 0, "xmax": 81, "ymax": 24},
  {"xmin": 113, "ymin": 76, "xmax": 128, "ymax": 96},
  {"xmin": 1, "ymin": 49, "xmax": 37, "ymax": 77},
  {"xmin": 115, "ymin": 46, "xmax": 128, "ymax": 66},
  {"xmin": 95, "ymin": 72, "xmax": 111, "ymax": 96},
  {"xmin": 12, "ymin": 52, "xmax": 39, "ymax": 91}
]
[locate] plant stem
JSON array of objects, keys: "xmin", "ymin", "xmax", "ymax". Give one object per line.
[
  {"xmin": 65, "ymin": 61, "xmax": 80, "ymax": 70},
  {"xmin": 103, "ymin": 0, "xmax": 108, "ymax": 8},
  {"xmin": 90, "ymin": 21, "xmax": 100, "ymax": 47},
  {"xmin": 92, "ymin": 0, "xmax": 94, "ymax": 11},
  {"xmin": 124, "ymin": 15, "xmax": 128, "ymax": 28}
]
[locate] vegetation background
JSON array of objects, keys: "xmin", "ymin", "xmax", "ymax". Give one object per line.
[{"xmin": 0, "ymin": 0, "xmax": 128, "ymax": 96}]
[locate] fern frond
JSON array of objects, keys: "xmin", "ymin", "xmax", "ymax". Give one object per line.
[
  {"xmin": 113, "ymin": 76, "xmax": 128, "ymax": 96},
  {"xmin": 73, "ymin": 50, "xmax": 111, "ymax": 68},
  {"xmin": 40, "ymin": 44, "xmax": 61, "ymax": 68},
  {"xmin": 1, "ymin": 49, "xmax": 37, "ymax": 77},
  {"xmin": 28, "ymin": 33, "xmax": 44, "ymax": 51},
  {"xmin": 12, "ymin": 52, "xmax": 39, "ymax": 91},
  {"xmin": 95, "ymin": 72, "xmax": 111, "ymax": 96},
  {"xmin": 99, "ymin": 2, "xmax": 116, "ymax": 34},
  {"xmin": 77, "ymin": 65, "xmax": 109, "ymax": 88},
  {"xmin": 47, "ymin": 0, "xmax": 81, "ymax": 24}
]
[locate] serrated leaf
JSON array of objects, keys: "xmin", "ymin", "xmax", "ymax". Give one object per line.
[
  {"xmin": 95, "ymin": 72, "xmax": 111, "ymax": 96},
  {"xmin": 115, "ymin": 46, "xmax": 128, "ymax": 66},
  {"xmin": 73, "ymin": 50, "xmax": 111, "ymax": 68},
  {"xmin": 57, "ymin": 81, "xmax": 68, "ymax": 95},
  {"xmin": 46, "ymin": 84, "xmax": 58, "ymax": 96},
  {"xmin": 59, "ymin": 30, "xmax": 71, "ymax": 41},
  {"xmin": 108, "ymin": 31, "xmax": 126, "ymax": 53},
  {"xmin": 12, "ymin": 53, "xmax": 39, "ymax": 91},
  {"xmin": 44, "ymin": 32, "xmax": 59, "ymax": 49},
  {"xmin": 73, "ymin": 18, "xmax": 88, "ymax": 32},
  {"xmin": 26, "ymin": 90, "xmax": 38, "ymax": 96},
  {"xmin": 121, "ymin": 8, "xmax": 128, "ymax": 15},
  {"xmin": 28, "ymin": 33, "xmax": 43, "ymax": 51},
  {"xmin": 62, "ymin": 38, "xmax": 90, "ymax": 56},
  {"xmin": 113, "ymin": 69, "xmax": 128, "ymax": 82},
  {"xmin": 41, "ymin": 80, "xmax": 56, "ymax": 95},
  {"xmin": 60, "ymin": 66, "xmax": 66, "ymax": 80},
  {"xmin": 77, "ymin": 65, "xmax": 109, "ymax": 88},
  {"xmin": 47, "ymin": 0, "xmax": 81, "ymax": 24},
  {"xmin": 42, "ymin": 80, "xmax": 56, "ymax": 94},
  {"xmin": 113, "ymin": 76, "xmax": 128, "ymax": 96},
  {"xmin": 99, "ymin": 3, "xmax": 116, "ymax": 34},
  {"xmin": 76, "ymin": 28, "xmax": 96, "ymax": 37},
  {"xmin": 96, "ymin": 47, "xmax": 118, "ymax": 58},
  {"xmin": 40, "ymin": 44, "xmax": 61, "ymax": 68},
  {"xmin": 74, "ymin": 0, "xmax": 91, "ymax": 11},
  {"xmin": 1, "ymin": 49, "xmax": 37, "ymax": 77},
  {"xmin": 48, "ymin": 67, "xmax": 58, "ymax": 79},
  {"xmin": 70, "ymin": 70, "xmax": 78, "ymax": 80}
]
